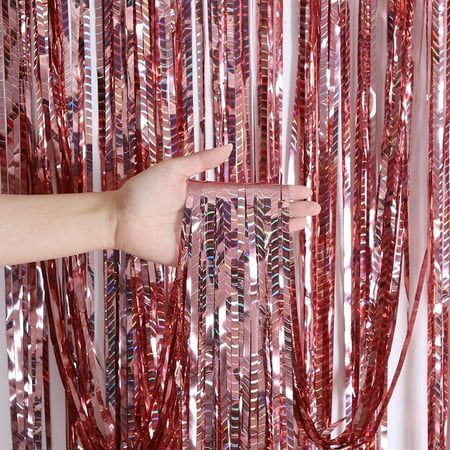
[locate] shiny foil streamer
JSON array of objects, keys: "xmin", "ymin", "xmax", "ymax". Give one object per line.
[
  {"xmin": 206, "ymin": 0, "xmax": 253, "ymax": 182},
  {"xmin": 427, "ymin": 0, "xmax": 450, "ymax": 447},
  {"xmin": 256, "ymin": 0, "xmax": 283, "ymax": 183},
  {"xmin": 1, "ymin": 0, "xmax": 450, "ymax": 448},
  {"xmin": 0, "ymin": 0, "xmax": 108, "ymax": 444},
  {"xmin": 354, "ymin": 0, "xmax": 376, "ymax": 440}
]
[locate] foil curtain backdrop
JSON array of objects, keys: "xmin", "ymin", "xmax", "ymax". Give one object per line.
[{"xmin": 0, "ymin": 0, "xmax": 448, "ymax": 448}]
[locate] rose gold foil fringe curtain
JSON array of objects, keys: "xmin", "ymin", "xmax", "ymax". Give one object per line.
[{"xmin": 0, "ymin": 0, "xmax": 448, "ymax": 448}]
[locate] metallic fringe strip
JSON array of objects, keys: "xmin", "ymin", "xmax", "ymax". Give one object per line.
[
  {"xmin": 257, "ymin": 0, "xmax": 283, "ymax": 183},
  {"xmin": 206, "ymin": 0, "xmax": 252, "ymax": 181},
  {"xmin": 338, "ymin": 0, "xmax": 353, "ymax": 440},
  {"xmin": 428, "ymin": 0, "xmax": 450, "ymax": 447},
  {"xmin": 354, "ymin": 0, "xmax": 374, "ymax": 433}
]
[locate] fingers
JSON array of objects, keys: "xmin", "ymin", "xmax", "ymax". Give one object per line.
[
  {"xmin": 285, "ymin": 184, "xmax": 313, "ymax": 200},
  {"xmin": 289, "ymin": 200, "xmax": 321, "ymax": 217},
  {"xmin": 173, "ymin": 144, "xmax": 233, "ymax": 177},
  {"xmin": 169, "ymin": 146, "xmax": 319, "ymax": 234},
  {"xmin": 289, "ymin": 217, "xmax": 306, "ymax": 232},
  {"xmin": 288, "ymin": 199, "xmax": 321, "ymax": 232}
]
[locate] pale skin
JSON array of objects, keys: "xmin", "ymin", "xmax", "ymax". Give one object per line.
[{"xmin": 0, "ymin": 144, "xmax": 320, "ymax": 267}]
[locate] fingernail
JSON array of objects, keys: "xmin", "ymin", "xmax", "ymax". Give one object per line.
[
  {"xmin": 208, "ymin": 143, "xmax": 232, "ymax": 152},
  {"xmin": 312, "ymin": 202, "xmax": 321, "ymax": 214}
]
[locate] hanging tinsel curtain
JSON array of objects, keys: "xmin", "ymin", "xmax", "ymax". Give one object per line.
[{"xmin": 0, "ymin": 0, "xmax": 448, "ymax": 448}]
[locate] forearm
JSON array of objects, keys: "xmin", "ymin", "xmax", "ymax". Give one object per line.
[{"xmin": 0, "ymin": 191, "xmax": 117, "ymax": 266}]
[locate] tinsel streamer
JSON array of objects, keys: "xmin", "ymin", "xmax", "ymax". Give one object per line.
[
  {"xmin": 337, "ymin": 0, "xmax": 353, "ymax": 442},
  {"xmin": 30, "ymin": 0, "xmax": 65, "ymax": 446},
  {"xmin": 1, "ymin": 0, "xmax": 111, "ymax": 444},
  {"xmin": 157, "ymin": 0, "xmax": 182, "ymax": 160},
  {"xmin": 290, "ymin": 1, "xmax": 320, "ymax": 443},
  {"xmin": 176, "ymin": 179, "xmax": 296, "ymax": 449},
  {"xmin": 99, "ymin": 0, "xmax": 147, "ymax": 440},
  {"xmin": 369, "ymin": 0, "xmax": 416, "ymax": 446},
  {"xmin": 123, "ymin": 0, "xmax": 140, "ymax": 440},
  {"xmin": 427, "ymin": 0, "xmax": 450, "ymax": 446},
  {"xmin": 256, "ymin": 0, "xmax": 283, "ymax": 183},
  {"xmin": 316, "ymin": 0, "xmax": 339, "ymax": 433},
  {"xmin": 353, "ymin": 0, "xmax": 375, "ymax": 438},
  {"xmin": 43, "ymin": 0, "xmax": 118, "ymax": 444},
  {"xmin": 3, "ymin": 0, "xmax": 32, "ymax": 443},
  {"xmin": 354, "ymin": 0, "xmax": 382, "ymax": 447},
  {"xmin": 44, "ymin": 0, "xmax": 120, "ymax": 445},
  {"xmin": 192, "ymin": 0, "xmax": 205, "ymax": 166},
  {"xmin": 95, "ymin": 0, "xmax": 123, "ymax": 442},
  {"xmin": 290, "ymin": 0, "xmax": 337, "ymax": 441},
  {"xmin": 22, "ymin": 0, "xmax": 120, "ymax": 444},
  {"xmin": 207, "ymin": 0, "xmax": 252, "ymax": 181},
  {"xmin": 362, "ymin": 0, "xmax": 416, "ymax": 442},
  {"xmin": 174, "ymin": 0, "xmax": 195, "ymax": 157}
]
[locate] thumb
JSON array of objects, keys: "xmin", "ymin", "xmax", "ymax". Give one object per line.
[{"xmin": 174, "ymin": 144, "xmax": 233, "ymax": 177}]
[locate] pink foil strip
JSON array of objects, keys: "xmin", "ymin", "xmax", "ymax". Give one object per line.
[
  {"xmin": 427, "ymin": 0, "xmax": 449, "ymax": 447},
  {"xmin": 353, "ymin": 0, "xmax": 374, "ymax": 432},
  {"xmin": 94, "ymin": 1, "xmax": 123, "ymax": 444},
  {"xmin": 357, "ymin": 0, "xmax": 414, "ymax": 440},
  {"xmin": 124, "ymin": 0, "xmax": 140, "ymax": 438},
  {"xmin": 337, "ymin": 0, "xmax": 354, "ymax": 438},
  {"xmin": 30, "ymin": 0, "xmax": 121, "ymax": 445},
  {"xmin": 443, "ymin": 0, "xmax": 450, "ymax": 442},
  {"xmin": 315, "ymin": 0, "xmax": 339, "ymax": 432},
  {"xmin": 18, "ymin": 1, "xmax": 36, "ymax": 447},
  {"xmin": 99, "ymin": 0, "xmax": 131, "ymax": 437},
  {"xmin": 257, "ymin": 0, "xmax": 283, "ymax": 183},
  {"xmin": 30, "ymin": 0, "xmax": 63, "ymax": 445},
  {"xmin": 174, "ymin": 0, "xmax": 195, "ymax": 158},
  {"xmin": 207, "ymin": 0, "xmax": 252, "ymax": 182},
  {"xmin": 354, "ymin": 1, "xmax": 384, "ymax": 446},
  {"xmin": 297, "ymin": 3, "xmax": 321, "ymax": 444},
  {"xmin": 99, "ymin": 0, "xmax": 140, "ymax": 443},
  {"xmin": 49, "ymin": 0, "xmax": 116, "ymax": 444},
  {"xmin": 192, "ymin": 0, "xmax": 206, "ymax": 169},
  {"xmin": 2, "ymin": 0, "xmax": 27, "ymax": 444}
]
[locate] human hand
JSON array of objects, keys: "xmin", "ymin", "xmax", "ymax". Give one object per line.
[{"xmin": 110, "ymin": 144, "xmax": 321, "ymax": 266}]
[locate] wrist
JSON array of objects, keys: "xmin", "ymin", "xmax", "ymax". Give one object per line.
[{"xmin": 102, "ymin": 189, "xmax": 119, "ymax": 251}]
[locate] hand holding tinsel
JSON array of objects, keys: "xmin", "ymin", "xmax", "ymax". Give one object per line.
[{"xmin": 111, "ymin": 144, "xmax": 320, "ymax": 266}]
